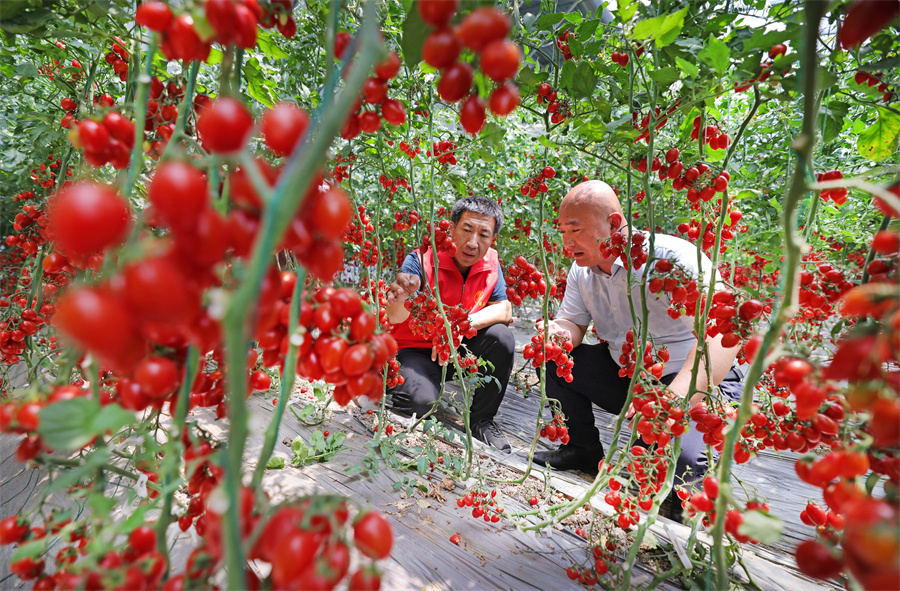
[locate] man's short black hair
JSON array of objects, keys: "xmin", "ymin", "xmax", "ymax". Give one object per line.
[{"xmin": 451, "ymin": 195, "xmax": 503, "ymax": 236}]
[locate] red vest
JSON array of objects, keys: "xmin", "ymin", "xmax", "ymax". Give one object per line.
[{"xmin": 391, "ymin": 248, "xmax": 500, "ymax": 350}]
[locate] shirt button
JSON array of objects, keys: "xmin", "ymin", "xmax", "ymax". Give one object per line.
[{"xmin": 613, "ymin": 307, "xmax": 618, "ymax": 311}]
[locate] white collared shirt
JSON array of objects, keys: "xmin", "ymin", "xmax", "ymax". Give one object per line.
[{"xmin": 556, "ymin": 233, "xmax": 718, "ymax": 374}]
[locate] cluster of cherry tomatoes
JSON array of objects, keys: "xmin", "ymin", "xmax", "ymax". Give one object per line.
[
  {"xmin": 646, "ymin": 257, "xmax": 703, "ymax": 319},
  {"xmin": 536, "ymin": 82, "xmax": 572, "ymax": 124},
  {"xmin": 616, "ymin": 329, "xmax": 668, "ymax": 380},
  {"xmin": 104, "ymin": 38, "xmax": 130, "ymax": 82},
  {"xmin": 456, "ymin": 489, "xmax": 504, "ymax": 523},
  {"xmin": 518, "ymin": 165, "xmax": 556, "ymax": 198},
  {"xmin": 294, "ymin": 286, "xmax": 400, "ymax": 406},
  {"xmin": 334, "ymin": 32, "xmax": 406, "ymax": 139},
  {"xmin": 380, "ymin": 174, "xmax": 410, "ymax": 195},
  {"xmin": 706, "ymin": 289, "xmax": 765, "ymax": 348},
  {"xmin": 522, "ymin": 328, "xmax": 574, "ymax": 382},
  {"xmin": 391, "ymin": 209, "xmax": 419, "ymax": 231},
  {"xmin": 540, "ymin": 412, "xmax": 569, "ymax": 444},
  {"xmin": 420, "ymin": 2, "xmax": 521, "ymax": 133},
  {"xmin": 691, "ymin": 115, "xmax": 731, "ymax": 150},
  {"xmin": 598, "ymin": 230, "xmax": 649, "ymax": 270},
  {"xmin": 815, "ymin": 169, "xmax": 849, "ymax": 205},
  {"xmin": 136, "ymin": 0, "xmax": 298, "ymax": 62},
  {"xmin": 418, "ymin": 219, "xmax": 456, "ymax": 256},
  {"xmin": 631, "ymin": 383, "xmax": 687, "ymax": 446},
  {"xmin": 73, "ymin": 112, "xmax": 136, "ymax": 169},
  {"xmin": 503, "ymin": 255, "xmax": 551, "ymax": 306},
  {"xmin": 429, "ymin": 139, "xmax": 459, "ymax": 165},
  {"xmin": 405, "ymin": 295, "xmax": 476, "ymax": 364},
  {"xmin": 343, "ymin": 205, "xmax": 379, "ymax": 267}
]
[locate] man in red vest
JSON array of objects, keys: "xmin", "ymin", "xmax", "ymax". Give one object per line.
[{"xmin": 385, "ymin": 196, "xmax": 514, "ymax": 453}]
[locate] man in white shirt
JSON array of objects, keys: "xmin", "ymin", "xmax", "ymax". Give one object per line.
[{"xmin": 534, "ymin": 181, "xmax": 743, "ymax": 516}]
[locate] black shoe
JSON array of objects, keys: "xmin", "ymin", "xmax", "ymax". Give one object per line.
[
  {"xmin": 472, "ymin": 419, "xmax": 512, "ymax": 454},
  {"xmin": 533, "ymin": 443, "xmax": 604, "ymax": 476}
]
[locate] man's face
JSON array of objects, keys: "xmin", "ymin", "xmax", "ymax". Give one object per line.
[
  {"xmin": 450, "ymin": 211, "xmax": 496, "ymax": 271},
  {"xmin": 558, "ymin": 201, "xmax": 611, "ymax": 268}
]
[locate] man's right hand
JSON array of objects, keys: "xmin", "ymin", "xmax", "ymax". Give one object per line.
[
  {"xmin": 385, "ymin": 272, "xmax": 421, "ymax": 305},
  {"xmin": 547, "ymin": 320, "xmax": 572, "ymax": 341}
]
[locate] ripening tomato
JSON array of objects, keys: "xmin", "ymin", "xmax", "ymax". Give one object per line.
[
  {"xmin": 489, "ymin": 84, "xmax": 519, "ymax": 116},
  {"xmin": 271, "ymin": 529, "xmax": 324, "ymax": 588},
  {"xmin": 459, "ymin": 95, "xmax": 486, "ymax": 135},
  {"xmin": 437, "ymin": 62, "xmax": 473, "ymax": 103},
  {"xmin": 49, "ymin": 181, "xmax": 131, "ymax": 258},
  {"xmin": 329, "ymin": 288, "xmax": 363, "ymax": 318},
  {"xmin": 353, "ymin": 512, "xmax": 392, "ymax": 560},
  {"xmin": 342, "ymin": 344, "xmax": 373, "ymax": 377},
  {"xmin": 422, "ymin": 28, "xmax": 461, "ymax": 69},
  {"xmin": 135, "ymin": 356, "xmax": 179, "ymax": 399},
  {"xmin": 197, "ymin": 97, "xmax": 253, "ymax": 154},
  {"xmin": 362, "ymin": 77, "xmax": 388, "ymax": 105},
  {"xmin": 0, "ymin": 516, "xmax": 29, "ymax": 545},
  {"xmin": 249, "ymin": 370, "xmax": 271, "ymax": 391},
  {"xmin": 375, "ymin": 50, "xmax": 401, "ymax": 80},
  {"xmin": 129, "ymin": 525, "xmax": 157, "ymax": 556},
  {"xmin": 148, "ymin": 160, "xmax": 208, "ymax": 232},
  {"xmin": 261, "ymin": 102, "xmax": 309, "ymax": 157},
  {"xmin": 302, "ymin": 187, "xmax": 353, "ymax": 240},
  {"xmin": 316, "ymin": 337, "xmax": 348, "ymax": 374},
  {"xmin": 418, "ymin": 0, "xmax": 457, "ymax": 27},
  {"xmin": 54, "ymin": 285, "xmax": 140, "ymax": 364},
  {"xmin": 135, "ymin": 0, "xmax": 173, "ymax": 31},
  {"xmin": 381, "ymin": 99, "xmax": 406, "ymax": 126},
  {"xmin": 457, "ymin": 7, "xmax": 510, "ymax": 51},
  {"xmin": 334, "ymin": 31, "xmax": 353, "ymax": 59},
  {"xmin": 479, "ymin": 39, "xmax": 520, "ymax": 82},
  {"xmin": 122, "ymin": 255, "xmax": 195, "ymax": 326},
  {"xmin": 795, "ymin": 540, "xmax": 842, "ymax": 580},
  {"xmin": 359, "ymin": 111, "xmax": 381, "ymax": 133},
  {"xmin": 230, "ymin": 157, "xmax": 279, "ymax": 211},
  {"xmin": 349, "ymin": 568, "xmax": 381, "ymax": 591}
]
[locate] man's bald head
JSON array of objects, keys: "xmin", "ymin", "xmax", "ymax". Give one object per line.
[{"xmin": 559, "ymin": 181, "xmax": 623, "ymax": 226}]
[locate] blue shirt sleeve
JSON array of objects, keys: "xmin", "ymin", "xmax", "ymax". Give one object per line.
[
  {"xmin": 400, "ymin": 253, "xmax": 424, "ymax": 287},
  {"xmin": 490, "ymin": 261, "xmax": 507, "ymax": 302}
]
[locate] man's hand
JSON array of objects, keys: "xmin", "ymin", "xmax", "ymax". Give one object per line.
[
  {"xmin": 547, "ymin": 320, "xmax": 572, "ymax": 341},
  {"xmin": 385, "ymin": 272, "xmax": 420, "ymax": 305}
]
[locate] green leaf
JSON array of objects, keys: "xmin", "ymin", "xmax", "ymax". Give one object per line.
[
  {"xmin": 858, "ymin": 107, "xmax": 900, "ymax": 162},
  {"xmin": 14, "ymin": 62, "xmax": 37, "ymax": 78},
  {"xmin": 559, "ymin": 59, "xmax": 576, "ymax": 93},
  {"xmin": 865, "ymin": 472, "xmax": 881, "ymax": 495},
  {"xmin": 649, "ymin": 67, "xmax": 680, "ymax": 86},
  {"xmin": 257, "ymin": 32, "xmax": 288, "ymax": 59},
  {"xmin": 472, "ymin": 148, "xmax": 498, "ymax": 162},
  {"xmin": 0, "ymin": 7, "xmax": 55, "ymax": 34},
  {"xmin": 291, "ymin": 435, "xmax": 306, "ymax": 454},
  {"xmin": 571, "ymin": 61, "xmax": 598, "ymax": 99},
  {"xmin": 738, "ymin": 510, "xmax": 783, "ymax": 544},
  {"xmin": 674, "ymin": 57, "xmax": 698, "ymax": 78},
  {"xmin": 91, "ymin": 404, "xmax": 134, "ymax": 436},
  {"xmin": 39, "ymin": 399, "xmax": 98, "ymax": 450},
  {"xmin": 699, "ymin": 34, "xmax": 729, "ymax": 74},
  {"xmin": 617, "ymin": 0, "xmax": 638, "ymax": 23},
  {"xmin": 577, "ymin": 18, "xmax": 600, "ymax": 41},
  {"xmin": 563, "ymin": 13, "xmax": 583, "ymax": 25},
  {"xmin": 516, "ymin": 66, "xmax": 544, "ymax": 92},
  {"xmin": 537, "ymin": 136, "xmax": 558, "ymax": 149},
  {"xmin": 401, "ymin": 5, "xmax": 427, "ymax": 69},
  {"xmin": 481, "ymin": 122, "xmax": 505, "ymax": 146},
  {"xmin": 633, "ymin": 7, "xmax": 687, "ymax": 48},
  {"xmin": 309, "ymin": 430, "xmax": 325, "ymax": 451},
  {"xmin": 416, "ymin": 455, "xmax": 428, "ymax": 475},
  {"xmin": 536, "ymin": 12, "xmax": 564, "ymax": 31},
  {"xmin": 819, "ymin": 100, "xmax": 849, "ymax": 145},
  {"xmin": 266, "ymin": 456, "xmax": 286, "ymax": 469},
  {"xmin": 768, "ymin": 196, "xmax": 782, "ymax": 213}
]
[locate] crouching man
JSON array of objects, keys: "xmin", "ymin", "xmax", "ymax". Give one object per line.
[{"xmin": 385, "ymin": 196, "xmax": 515, "ymax": 453}]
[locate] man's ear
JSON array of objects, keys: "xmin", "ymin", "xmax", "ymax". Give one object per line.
[{"xmin": 609, "ymin": 212, "xmax": 623, "ymax": 232}]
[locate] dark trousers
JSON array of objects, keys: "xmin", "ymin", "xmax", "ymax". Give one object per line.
[
  {"xmin": 388, "ymin": 323, "xmax": 515, "ymax": 423},
  {"xmin": 545, "ymin": 341, "xmax": 744, "ymax": 489}
]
